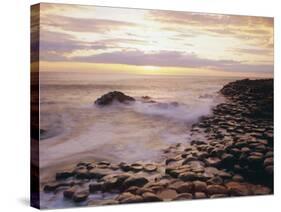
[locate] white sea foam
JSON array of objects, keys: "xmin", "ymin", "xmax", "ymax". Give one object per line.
[{"xmin": 129, "ymin": 100, "xmax": 216, "ymax": 123}]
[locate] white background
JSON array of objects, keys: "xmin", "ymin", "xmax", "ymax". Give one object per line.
[{"xmin": 0, "ymin": 0, "xmax": 279, "ymax": 211}]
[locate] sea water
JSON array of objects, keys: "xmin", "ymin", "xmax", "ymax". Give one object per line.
[{"xmin": 39, "ymin": 72, "xmax": 242, "ymax": 182}]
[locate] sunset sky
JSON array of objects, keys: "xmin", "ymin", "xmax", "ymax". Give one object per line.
[{"xmin": 34, "ymin": 3, "xmax": 274, "ymax": 77}]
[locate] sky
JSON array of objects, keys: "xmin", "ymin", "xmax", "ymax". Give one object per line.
[{"xmin": 32, "ymin": 3, "xmax": 274, "ymax": 77}]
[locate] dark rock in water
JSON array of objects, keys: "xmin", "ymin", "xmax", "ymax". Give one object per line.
[
  {"xmin": 56, "ymin": 172, "xmax": 74, "ymax": 180},
  {"xmin": 122, "ymin": 177, "xmax": 149, "ymax": 189},
  {"xmin": 89, "ymin": 182, "xmax": 103, "ymax": 193},
  {"xmin": 43, "ymin": 183, "xmax": 59, "ymax": 192},
  {"xmin": 95, "ymin": 91, "xmax": 135, "ymax": 106},
  {"xmin": 40, "ymin": 129, "xmax": 46, "ymax": 136},
  {"xmin": 72, "ymin": 190, "xmax": 89, "ymax": 202},
  {"xmin": 142, "ymin": 96, "xmax": 151, "ymax": 100},
  {"xmin": 63, "ymin": 187, "xmax": 78, "ymax": 199}
]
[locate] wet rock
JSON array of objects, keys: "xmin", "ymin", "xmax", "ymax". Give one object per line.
[
  {"xmin": 43, "ymin": 182, "xmax": 71, "ymax": 192},
  {"xmin": 144, "ymin": 164, "xmax": 157, "ymax": 172},
  {"xmin": 182, "ymin": 156, "xmax": 197, "ymax": 164},
  {"xmin": 56, "ymin": 172, "xmax": 74, "ymax": 180},
  {"xmin": 102, "ymin": 174, "xmax": 131, "ymax": 190},
  {"xmin": 217, "ymin": 170, "xmax": 232, "ymax": 179},
  {"xmin": 225, "ymin": 182, "xmax": 250, "ymax": 196},
  {"xmin": 63, "ymin": 187, "xmax": 77, "ymax": 199},
  {"xmin": 98, "ymin": 160, "xmax": 111, "ymax": 166},
  {"xmin": 119, "ymin": 162, "xmax": 131, "ymax": 171},
  {"xmin": 142, "ymin": 192, "xmax": 162, "ymax": 202},
  {"xmin": 89, "ymin": 182, "xmax": 103, "ymax": 193},
  {"xmin": 255, "ymin": 145, "xmax": 266, "ymax": 152},
  {"xmin": 116, "ymin": 192, "xmax": 134, "ymax": 201},
  {"xmin": 194, "ymin": 192, "xmax": 207, "ymax": 199},
  {"xmin": 241, "ymin": 147, "xmax": 250, "ymax": 153},
  {"xmin": 166, "ymin": 168, "xmax": 183, "ymax": 178},
  {"xmin": 174, "ymin": 193, "xmax": 193, "ymax": 200},
  {"xmin": 169, "ymin": 181, "xmax": 193, "ymax": 193},
  {"xmin": 251, "ymin": 185, "xmax": 271, "ymax": 195},
  {"xmin": 265, "ymin": 151, "xmax": 273, "ymax": 158},
  {"xmin": 210, "ymin": 194, "xmax": 228, "ymax": 198},
  {"xmin": 43, "ymin": 183, "xmax": 59, "ymax": 192},
  {"xmin": 120, "ymin": 195, "xmax": 143, "ymax": 204},
  {"xmin": 248, "ymin": 155, "xmax": 263, "ymax": 165},
  {"xmin": 73, "ymin": 190, "xmax": 89, "ymax": 202},
  {"xmin": 157, "ymin": 189, "xmax": 178, "ymax": 200},
  {"xmin": 197, "ymin": 152, "xmax": 209, "ymax": 160},
  {"xmin": 232, "ymin": 174, "xmax": 244, "ymax": 182},
  {"xmin": 205, "ymin": 157, "xmax": 221, "ymax": 167},
  {"xmin": 117, "ymin": 192, "xmax": 143, "ymax": 203},
  {"xmin": 75, "ymin": 168, "xmax": 89, "ymax": 179},
  {"xmin": 179, "ymin": 172, "xmax": 198, "ymax": 181},
  {"xmin": 207, "ymin": 185, "xmax": 228, "ymax": 195},
  {"xmin": 265, "ymin": 165, "xmax": 273, "ymax": 175},
  {"xmin": 122, "ymin": 177, "xmax": 149, "ymax": 189},
  {"xmin": 95, "ymin": 91, "xmax": 135, "ymax": 106},
  {"xmin": 193, "ymin": 181, "xmax": 207, "ymax": 192},
  {"xmin": 87, "ymin": 169, "xmax": 109, "ymax": 179},
  {"xmin": 125, "ymin": 186, "xmax": 141, "ymax": 195},
  {"xmin": 130, "ymin": 163, "xmax": 143, "ymax": 172},
  {"xmin": 88, "ymin": 199, "xmax": 119, "ymax": 206},
  {"xmin": 207, "ymin": 176, "xmax": 223, "ymax": 185},
  {"xmin": 221, "ymin": 153, "xmax": 235, "ymax": 167},
  {"xmin": 264, "ymin": 157, "xmax": 273, "ymax": 166}
]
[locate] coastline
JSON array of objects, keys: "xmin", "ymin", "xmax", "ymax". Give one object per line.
[{"xmin": 40, "ymin": 79, "xmax": 273, "ymax": 208}]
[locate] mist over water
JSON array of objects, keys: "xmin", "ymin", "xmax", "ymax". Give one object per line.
[{"xmin": 39, "ymin": 72, "xmax": 241, "ymax": 180}]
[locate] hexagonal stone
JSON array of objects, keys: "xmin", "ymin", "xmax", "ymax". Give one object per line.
[{"xmin": 207, "ymin": 185, "xmax": 228, "ymax": 195}]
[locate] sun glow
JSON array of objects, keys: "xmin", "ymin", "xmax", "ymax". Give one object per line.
[{"xmin": 142, "ymin": 66, "xmax": 161, "ymax": 71}]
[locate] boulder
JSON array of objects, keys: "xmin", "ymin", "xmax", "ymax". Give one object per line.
[{"xmin": 95, "ymin": 91, "xmax": 135, "ymax": 106}]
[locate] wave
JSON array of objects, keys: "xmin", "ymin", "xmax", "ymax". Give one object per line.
[
  {"xmin": 130, "ymin": 101, "xmax": 214, "ymax": 123},
  {"xmin": 95, "ymin": 93, "xmax": 222, "ymax": 123}
]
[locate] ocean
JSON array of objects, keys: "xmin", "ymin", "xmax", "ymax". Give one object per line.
[{"xmin": 39, "ymin": 72, "xmax": 243, "ymax": 182}]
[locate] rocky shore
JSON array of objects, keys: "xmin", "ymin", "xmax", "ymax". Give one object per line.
[{"xmin": 42, "ymin": 79, "xmax": 273, "ymax": 207}]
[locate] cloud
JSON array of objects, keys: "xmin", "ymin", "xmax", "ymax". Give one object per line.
[
  {"xmin": 41, "ymin": 14, "xmax": 136, "ymax": 33},
  {"xmin": 148, "ymin": 10, "xmax": 273, "ymax": 48},
  {"xmin": 229, "ymin": 47, "xmax": 273, "ymax": 56},
  {"xmin": 39, "ymin": 28, "xmax": 151, "ymax": 61},
  {"xmin": 42, "ymin": 49, "xmax": 272, "ymax": 73},
  {"xmin": 149, "ymin": 10, "xmax": 273, "ymax": 28}
]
